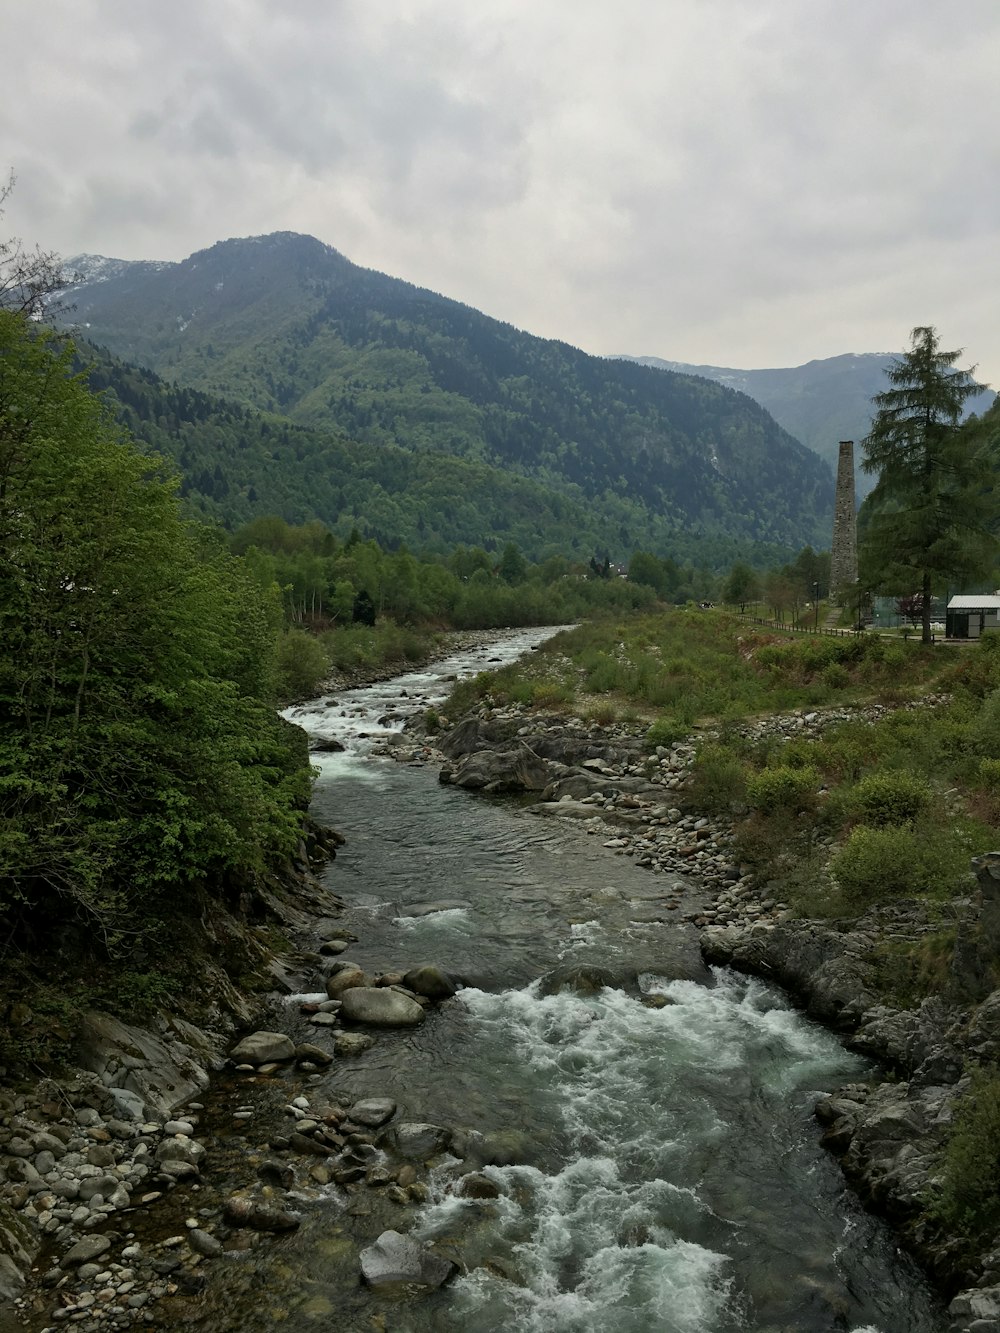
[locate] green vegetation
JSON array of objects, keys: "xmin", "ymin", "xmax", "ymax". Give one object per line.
[
  {"xmin": 64, "ymin": 232, "xmax": 835, "ymax": 560},
  {"xmin": 474, "ymin": 609, "xmax": 940, "ymax": 720},
  {"xmin": 935, "ymin": 1066, "xmax": 1000, "ymax": 1248},
  {"xmin": 0, "ymin": 313, "xmax": 314, "ymax": 1057},
  {"xmin": 861, "ymin": 326, "xmax": 997, "ymax": 643}
]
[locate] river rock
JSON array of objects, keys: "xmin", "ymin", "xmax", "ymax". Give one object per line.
[
  {"xmin": 60, "ymin": 1234, "xmax": 112, "ymax": 1268},
  {"xmin": 230, "ymin": 1031, "xmax": 296, "ymax": 1065},
  {"xmin": 188, "ymin": 1228, "xmax": 223, "ymax": 1258},
  {"xmin": 439, "ymin": 742, "xmax": 553, "ymax": 793},
  {"xmin": 453, "ymin": 1172, "xmax": 501, "ymax": 1200},
  {"xmin": 339, "ymin": 988, "xmax": 426, "ymax": 1027},
  {"xmin": 402, "ymin": 965, "xmax": 459, "ymax": 1000},
  {"xmin": 359, "ymin": 1230, "xmax": 455, "ymax": 1288},
  {"xmin": 295, "ymin": 1042, "xmax": 334, "ymax": 1066},
  {"xmin": 325, "ymin": 963, "xmax": 368, "ymax": 1000},
  {"xmin": 333, "ymin": 1031, "xmax": 375, "ymax": 1056},
  {"xmin": 349, "ymin": 1098, "xmax": 397, "ymax": 1128},
  {"xmin": 390, "ymin": 1122, "xmax": 452, "ymax": 1159},
  {"xmin": 223, "ymin": 1197, "xmax": 300, "ymax": 1232},
  {"xmin": 76, "ymin": 1010, "xmax": 216, "ymax": 1118}
]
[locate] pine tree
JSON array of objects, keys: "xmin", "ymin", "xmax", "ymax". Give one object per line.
[{"xmin": 861, "ymin": 326, "xmax": 996, "ymax": 643}]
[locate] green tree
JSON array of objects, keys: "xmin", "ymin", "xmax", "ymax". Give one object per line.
[
  {"xmin": 498, "ymin": 541, "xmax": 527, "ymax": 585},
  {"xmin": 0, "ymin": 313, "xmax": 307, "ymax": 951},
  {"xmin": 861, "ymin": 326, "xmax": 995, "ymax": 643},
  {"xmin": 724, "ymin": 562, "xmax": 761, "ymax": 612}
]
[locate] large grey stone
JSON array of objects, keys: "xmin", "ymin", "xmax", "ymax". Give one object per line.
[
  {"xmin": 390, "ymin": 1122, "xmax": 451, "ymax": 1159},
  {"xmin": 349, "ymin": 1098, "xmax": 397, "ymax": 1127},
  {"xmin": 339, "ymin": 988, "xmax": 426, "ymax": 1027},
  {"xmin": 61, "ymin": 1234, "xmax": 112, "ymax": 1268},
  {"xmin": 229, "ymin": 1031, "xmax": 295, "ymax": 1065},
  {"xmin": 359, "ymin": 1230, "xmax": 455, "ymax": 1288}
]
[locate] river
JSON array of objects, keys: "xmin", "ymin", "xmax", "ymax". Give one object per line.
[{"xmin": 196, "ymin": 628, "xmax": 947, "ymax": 1332}]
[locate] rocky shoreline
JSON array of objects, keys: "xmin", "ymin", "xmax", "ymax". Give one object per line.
[{"xmin": 4, "ymin": 677, "xmax": 1000, "ymax": 1331}]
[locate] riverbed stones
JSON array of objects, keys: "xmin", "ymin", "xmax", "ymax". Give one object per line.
[
  {"xmin": 359, "ymin": 1230, "xmax": 455, "ymax": 1288},
  {"xmin": 339, "ymin": 987, "xmax": 426, "ymax": 1027},
  {"xmin": 229, "ymin": 1031, "xmax": 295, "ymax": 1065}
]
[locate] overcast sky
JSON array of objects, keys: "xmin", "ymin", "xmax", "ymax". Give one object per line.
[{"xmin": 7, "ymin": 0, "xmax": 1000, "ymax": 384}]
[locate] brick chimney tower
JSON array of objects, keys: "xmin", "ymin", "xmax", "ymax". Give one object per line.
[{"xmin": 829, "ymin": 440, "xmax": 858, "ymax": 597}]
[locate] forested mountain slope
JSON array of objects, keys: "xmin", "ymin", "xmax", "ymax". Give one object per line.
[
  {"xmin": 620, "ymin": 352, "xmax": 997, "ymax": 499},
  {"xmin": 64, "ymin": 232, "xmax": 834, "ymax": 554},
  {"xmin": 82, "ymin": 345, "xmax": 743, "ymax": 563}
]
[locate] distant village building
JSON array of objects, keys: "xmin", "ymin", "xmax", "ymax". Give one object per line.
[
  {"xmin": 946, "ymin": 594, "xmax": 1000, "ymax": 639},
  {"xmin": 829, "ymin": 440, "xmax": 858, "ymax": 597}
]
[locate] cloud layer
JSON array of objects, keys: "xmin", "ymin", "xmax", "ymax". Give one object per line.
[{"xmin": 8, "ymin": 0, "xmax": 1000, "ymax": 382}]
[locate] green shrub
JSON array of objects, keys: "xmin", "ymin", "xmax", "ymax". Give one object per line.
[
  {"xmin": 852, "ymin": 771, "xmax": 932, "ymax": 826},
  {"xmin": 871, "ymin": 930, "xmax": 957, "ymax": 1007},
  {"xmin": 829, "ymin": 824, "xmax": 967, "ymax": 904},
  {"xmin": 645, "ymin": 716, "xmax": 689, "ymax": 749},
  {"xmin": 821, "ymin": 662, "xmax": 850, "ymax": 690},
  {"xmin": 745, "ymin": 765, "xmax": 818, "ymax": 814},
  {"xmin": 275, "ymin": 629, "xmax": 331, "ymax": 700},
  {"xmin": 935, "ymin": 1067, "xmax": 1000, "ymax": 1241},
  {"xmin": 690, "ymin": 743, "xmax": 747, "ymax": 813},
  {"xmin": 978, "ymin": 757, "xmax": 1000, "ymax": 791}
]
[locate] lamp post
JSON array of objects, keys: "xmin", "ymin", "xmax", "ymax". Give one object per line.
[{"xmin": 813, "ymin": 581, "xmax": 819, "ymax": 631}]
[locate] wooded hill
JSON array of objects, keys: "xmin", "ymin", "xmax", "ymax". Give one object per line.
[
  {"xmin": 619, "ymin": 352, "xmax": 997, "ymax": 499},
  {"xmin": 63, "ymin": 232, "xmax": 834, "ymax": 563}
]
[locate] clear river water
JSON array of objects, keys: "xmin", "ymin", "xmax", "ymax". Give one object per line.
[{"xmin": 192, "ymin": 629, "xmax": 948, "ymax": 1333}]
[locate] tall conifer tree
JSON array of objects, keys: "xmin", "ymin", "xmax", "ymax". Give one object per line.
[{"xmin": 861, "ymin": 326, "xmax": 996, "ymax": 643}]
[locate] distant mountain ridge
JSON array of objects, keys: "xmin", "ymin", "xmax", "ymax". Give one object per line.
[
  {"xmin": 57, "ymin": 231, "xmax": 835, "ymax": 560},
  {"xmin": 616, "ymin": 354, "xmax": 997, "ymax": 499}
]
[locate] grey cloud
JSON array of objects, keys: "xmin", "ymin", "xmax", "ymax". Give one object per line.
[{"xmin": 4, "ymin": 0, "xmax": 1000, "ymax": 382}]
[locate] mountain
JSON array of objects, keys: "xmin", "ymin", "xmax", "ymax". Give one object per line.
[
  {"xmin": 60, "ymin": 232, "xmax": 835, "ymax": 559},
  {"xmin": 79, "ymin": 343, "xmax": 721, "ymax": 563},
  {"xmin": 617, "ymin": 354, "xmax": 996, "ymax": 500}
]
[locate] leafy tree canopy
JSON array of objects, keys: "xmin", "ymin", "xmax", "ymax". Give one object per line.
[{"xmin": 0, "ymin": 313, "xmax": 308, "ymax": 955}]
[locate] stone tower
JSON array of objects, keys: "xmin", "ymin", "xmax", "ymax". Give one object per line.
[{"xmin": 829, "ymin": 440, "xmax": 858, "ymax": 596}]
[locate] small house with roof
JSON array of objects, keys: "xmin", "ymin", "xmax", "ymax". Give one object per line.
[{"xmin": 946, "ymin": 594, "xmax": 1000, "ymax": 639}]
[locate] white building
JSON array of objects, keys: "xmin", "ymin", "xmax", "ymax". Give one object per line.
[{"xmin": 946, "ymin": 594, "xmax": 1000, "ymax": 639}]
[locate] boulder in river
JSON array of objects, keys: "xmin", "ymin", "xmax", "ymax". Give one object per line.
[
  {"xmin": 439, "ymin": 742, "xmax": 553, "ymax": 793},
  {"xmin": 403, "ymin": 964, "xmax": 459, "ymax": 1000},
  {"xmin": 229, "ymin": 1031, "xmax": 295, "ymax": 1065},
  {"xmin": 359, "ymin": 1229, "xmax": 455, "ymax": 1288},
  {"xmin": 339, "ymin": 988, "xmax": 426, "ymax": 1027}
]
